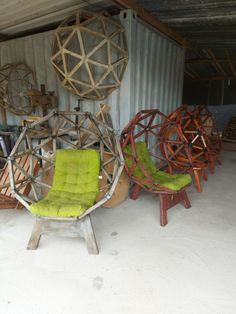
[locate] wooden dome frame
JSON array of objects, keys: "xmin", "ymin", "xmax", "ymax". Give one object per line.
[
  {"xmin": 120, "ymin": 109, "xmax": 191, "ymax": 226},
  {"xmin": 194, "ymin": 104, "xmax": 222, "ymax": 155},
  {"xmin": 51, "ymin": 10, "xmax": 128, "ymax": 100},
  {"xmin": 0, "ymin": 63, "xmax": 37, "ymax": 115},
  {"xmin": 8, "ymin": 110, "xmax": 124, "ymax": 215}
]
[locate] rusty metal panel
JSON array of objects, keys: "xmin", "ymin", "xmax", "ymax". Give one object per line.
[{"xmin": 0, "ymin": 10, "xmax": 185, "ymax": 131}]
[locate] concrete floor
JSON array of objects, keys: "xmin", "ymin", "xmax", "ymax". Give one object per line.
[{"xmin": 0, "ymin": 151, "xmax": 236, "ymax": 314}]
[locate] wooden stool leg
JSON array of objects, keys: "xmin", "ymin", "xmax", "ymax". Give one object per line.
[
  {"xmin": 202, "ymin": 170, "xmax": 208, "ymax": 181},
  {"xmin": 27, "ymin": 217, "xmax": 43, "ymax": 250},
  {"xmin": 82, "ymin": 215, "xmax": 99, "ymax": 255},
  {"xmin": 208, "ymin": 155, "xmax": 215, "ymax": 174},
  {"xmin": 217, "ymin": 158, "xmax": 222, "ymax": 165},
  {"xmin": 181, "ymin": 190, "xmax": 191, "ymax": 209},
  {"xmin": 193, "ymin": 169, "xmax": 202, "ymax": 193},
  {"xmin": 159, "ymin": 194, "xmax": 168, "ymax": 227},
  {"xmin": 130, "ymin": 183, "xmax": 141, "ymax": 200}
]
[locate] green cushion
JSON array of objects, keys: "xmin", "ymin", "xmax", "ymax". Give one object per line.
[
  {"xmin": 123, "ymin": 142, "xmax": 191, "ymax": 191},
  {"xmin": 30, "ymin": 149, "xmax": 100, "ymax": 217}
]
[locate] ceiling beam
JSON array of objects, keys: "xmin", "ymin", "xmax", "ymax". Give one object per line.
[
  {"xmin": 112, "ymin": 0, "xmax": 190, "ymax": 47},
  {"xmin": 205, "ymin": 49, "xmax": 227, "ymax": 77},
  {"xmin": 186, "ymin": 58, "xmax": 236, "ymax": 64},
  {"xmin": 225, "ymin": 49, "xmax": 236, "ymax": 77},
  {"xmin": 186, "ymin": 76, "xmax": 236, "ymax": 81},
  {"xmin": 0, "ymin": 33, "xmax": 9, "ymax": 42}
]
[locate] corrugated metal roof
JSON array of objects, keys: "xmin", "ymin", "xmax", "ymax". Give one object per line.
[
  {"xmin": 136, "ymin": 0, "xmax": 236, "ymax": 48},
  {"xmin": 0, "ymin": 0, "xmax": 112, "ymax": 37}
]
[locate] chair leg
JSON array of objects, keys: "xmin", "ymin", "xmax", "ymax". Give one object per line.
[
  {"xmin": 159, "ymin": 190, "xmax": 191, "ymax": 226},
  {"xmin": 130, "ymin": 183, "xmax": 141, "ymax": 200},
  {"xmin": 193, "ymin": 169, "xmax": 202, "ymax": 193},
  {"xmin": 202, "ymin": 170, "xmax": 208, "ymax": 181},
  {"xmin": 180, "ymin": 190, "xmax": 191, "ymax": 209},
  {"xmin": 159, "ymin": 194, "xmax": 168, "ymax": 227},
  {"xmin": 27, "ymin": 217, "xmax": 43, "ymax": 250},
  {"xmin": 208, "ymin": 155, "xmax": 215, "ymax": 174},
  {"xmin": 82, "ymin": 215, "xmax": 99, "ymax": 255},
  {"xmin": 217, "ymin": 157, "xmax": 222, "ymax": 165}
]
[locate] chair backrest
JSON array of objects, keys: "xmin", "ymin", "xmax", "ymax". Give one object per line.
[
  {"xmin": 123, "ymin": 141, "xmax": 157, "ymax": 179},
  {"xmin": 51, "ymin": 149, "xmax": 100, "ymax": 195}
]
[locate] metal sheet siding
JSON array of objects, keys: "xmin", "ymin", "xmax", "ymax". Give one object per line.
[
  {"xmin": 0, "ymin": 10, "xmax": 185, "ymax": 131},
  {"xmin": 130, "ymin": 18, "xmax": 185, "ymax": 117}
]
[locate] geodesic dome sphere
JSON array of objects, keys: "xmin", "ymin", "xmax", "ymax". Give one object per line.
[
  {"xmin": 51, "ymin": 10, "xmax": 128, "ymax": 100},
  {"xmin": 8, "ymin": 111, "xmax": 124, "ymax": 212},
  {"xmin": 194, "ymin": 105, "xmax": 222, "ymax": 153},
  {"xmin": 120, "ymin": 109, "xmax": 174, "ymax": 191},
  {"xmin": 0, "ymin": 63, "xmax": 37, "ymax": 115},
  {"xmin": 159, "ymin": 105, "xmax": 210, "ymax": 171}
]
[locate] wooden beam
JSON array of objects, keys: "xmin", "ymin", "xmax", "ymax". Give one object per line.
[
  {"xmin": 186, "ymin": 58, "xmax": 236, "ymax": 64},
  {"xmin": 206, "ymin": 49, "xmax": 227, "ymax": 77},
  {"xmin": 184, "ymin": 65, "xmax": 200, "ymax": 79},
  {"xmin": 186, "ymin": 75, "xmax": 236, "ymax": 82},
  {"xmin": 112, "ymin": 0, "xmax": 189, "ymax": 47},
  {"xmin": 0, "ymin": 33, "xmax": 8, "ymax": 42},
  {"xmin": 225, "ymin": 49, "xmax": 236, "ymax": 77}
]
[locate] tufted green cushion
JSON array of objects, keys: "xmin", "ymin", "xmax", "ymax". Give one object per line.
[
  {"xmin": 30, "ymin": 149, "xmax": 100, "ymax": 217},
  {"xmin": 124, "ymin": 142, "xmax": 191, "ymax": 191}
]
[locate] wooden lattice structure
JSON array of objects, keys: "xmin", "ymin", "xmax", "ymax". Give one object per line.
[
  {"xmin": 0, "ymin": 63, "xmax": 37, "ymax": 115},
  {"xmin": 8, "ymin": 110, "xmax": 124, "ymax": 213},
  {"xmin": 51, "ymin": 9, "xmax": 128, "ymax": 100},
  {"xmin": 161, "ymin": 106, "xmax": 209, "ymax": 192},
  {"xmin": 0, "ymin": 155, "xmax": 40, "ymax": 209},
  {"xmin": 121, "ymin": 109, "xmax": 191, "ymax": 226},
  {"xmin": 194, "ymin": 105, "xmax": 222, "ymax": 153}
]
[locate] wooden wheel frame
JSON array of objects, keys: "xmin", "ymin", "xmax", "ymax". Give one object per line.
[
  {"xmin": 51, "ymin": 9, "xmax": 128, "ymax": 100},
  {"xmin": 8, "ymin": 110, "xmax": 124, "ymax": 217},
  {"xmin": 0, "ymin": 63, "xmax": 37, "ymax": 115}
]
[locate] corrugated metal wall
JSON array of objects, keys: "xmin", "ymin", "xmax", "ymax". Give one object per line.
[{"xmin": 0, "ymin": 10, "xmax": 185, "ymax": 132}]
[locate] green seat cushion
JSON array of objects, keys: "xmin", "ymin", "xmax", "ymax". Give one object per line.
[
  {"xmin": 123, "ymin": 141, "xmax": 191, "ymax": 191},
  {"xmin": 30, "ymin": 149, "xmax": 100, "ymax": 217}
]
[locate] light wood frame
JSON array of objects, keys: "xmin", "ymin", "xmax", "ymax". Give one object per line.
[
  {"xmin": 8, "ymin": 110, "xmax": 124, "ymax": 253},
  {"xmin": 51, "ymin": 9, "xmax": 128, "ymax": 100}
]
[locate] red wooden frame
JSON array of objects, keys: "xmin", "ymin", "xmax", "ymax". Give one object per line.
[{"xmin": 120, "ymin": 109, "xmax": 191, "ymax": 226}]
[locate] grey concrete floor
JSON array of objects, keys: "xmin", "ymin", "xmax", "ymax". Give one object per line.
[{"xmin": 0, "ymin": 151, "xmax": 236, "ymax": 314}]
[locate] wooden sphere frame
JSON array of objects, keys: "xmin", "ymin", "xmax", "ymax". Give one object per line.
[
  {"xmin": 51, "ymin": 10, "xmax": 128, "ymax": 100},
  {"xmin": 8, "ymin": 110, "xmax": 124, "ymax": 217},
  {"xmin": 0, "ymin": 63, "xmax": 37, "ymax": 115},
  {"xmin": 194, "ymin": 104, "xmax": 222, "ymax": 154},
  {"xmin": 121, "ymin": 109, "xmax": 186, "ymax": 193},
  {"xmin": 120, "ymin": 109, "xmax": 191, "ymax": 226},
  {"xmin": 160, "ymin": 105, "xmax": 221, "ymax": 192},
  {"xmin": 163, "ymin": 105, "xmax": 210, "ymax": 170}
]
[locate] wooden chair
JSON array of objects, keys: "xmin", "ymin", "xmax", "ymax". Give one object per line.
[
  {"xmin": 8, "ymin": 110, "xmax": 124, "ymax": 254},
  {"xmin": 27, "ymin": 149, "xmax": 101, "ymax": 254},
  {"xmin": 121, "ymin": 110, "xmax": 192, "ymax": 226}
]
